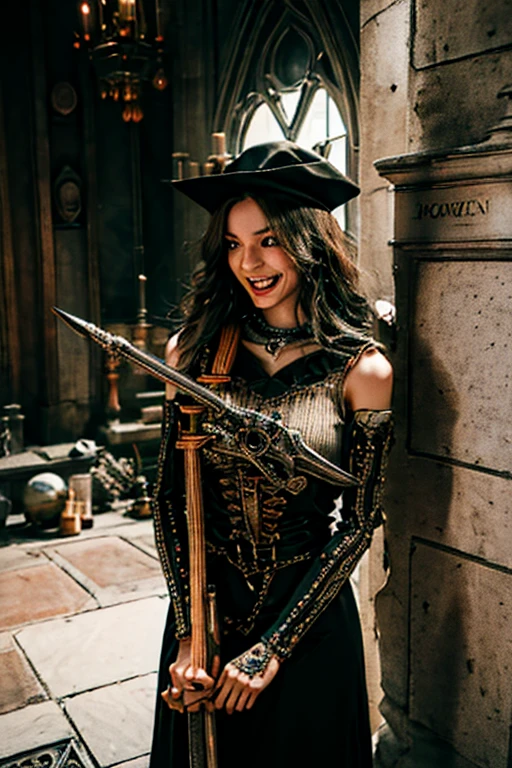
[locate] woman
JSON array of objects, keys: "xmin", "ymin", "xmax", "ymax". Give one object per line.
[{"xmin": 150, "ymin": 141, "xmax": 393, "ymax": 766}]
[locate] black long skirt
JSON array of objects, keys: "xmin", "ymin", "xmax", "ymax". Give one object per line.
[{"xmin": 149, "ymin": 580, "xmax": 373, "ymax": 768}]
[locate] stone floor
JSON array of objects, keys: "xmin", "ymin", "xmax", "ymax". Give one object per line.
[{"xmin": 0, "ymin": 505, "xmax": 169, "ymax": 768}]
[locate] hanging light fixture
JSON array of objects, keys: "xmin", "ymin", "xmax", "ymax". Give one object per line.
[{"xmin": 75, "ymin": 0, "xmax": 168, "ymax": 121}]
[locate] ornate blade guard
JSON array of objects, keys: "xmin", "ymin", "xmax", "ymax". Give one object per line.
[{"xmin": 52, "ymin": 308, "xmax": 358, "ymax": 493}]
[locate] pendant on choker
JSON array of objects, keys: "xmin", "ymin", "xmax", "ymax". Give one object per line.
[{"xmin": 242, "ymin": 313, "xmax": 313, "ymax": 358}]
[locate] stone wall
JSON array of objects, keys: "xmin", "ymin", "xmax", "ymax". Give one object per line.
[
  {"xmin": 359, "ymin": 1, "xmax": 512, "ymax": 765},
  {"xmin": 359, "ymin": 0, "xmax": 512, "ymax": 299}
]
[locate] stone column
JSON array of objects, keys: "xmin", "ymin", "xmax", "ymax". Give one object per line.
[{"xmin": 372, "ymin": 102, "xmax": 512, "ymax": 767}]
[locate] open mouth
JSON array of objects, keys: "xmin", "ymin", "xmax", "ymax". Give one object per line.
[{"xmin": 247, "ymin": 274, "xmax": 282, "ymax": 294}]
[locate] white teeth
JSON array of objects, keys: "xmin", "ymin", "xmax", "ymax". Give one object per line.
[{"xmin": 248, "ymin": 275, "xmax": 280, "ymax": 289}]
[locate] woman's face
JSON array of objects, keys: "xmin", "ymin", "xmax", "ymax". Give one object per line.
[{"xmin": 225, "ymin": 198, "xmax": 301, "ymax": 327}]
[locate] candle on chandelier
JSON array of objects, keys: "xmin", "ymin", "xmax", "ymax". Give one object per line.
[
  {"xmin": 119, "ymin": 0, "xmax": 136, "ymax": 22},
  {"xmin": 155, "ymin": 0, "xmax": 162, "ymax": 40},
  {"xmin": 138, "ymin": 274, "xmax": 147, "ymax": 314},
  {"xmin": 98, "ymin": 0, "xmax": 106, "ymax": 30},
  {"xmin": 80, "ymin": 3, "xmax": 91, "ymax": 41}
]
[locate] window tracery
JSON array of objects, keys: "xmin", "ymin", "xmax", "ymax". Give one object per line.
[{"xmin": 216, "ymin": 4, "xmax": 357, "ymax": 230}]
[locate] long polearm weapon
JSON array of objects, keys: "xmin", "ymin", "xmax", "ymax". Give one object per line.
[
  {"xmin": 51, "ymin": 308, "xmax": 359, "ymax": 492},
  {"xmin": 53, "ymin": 307, "xmax": 359, "ymax": 768}
]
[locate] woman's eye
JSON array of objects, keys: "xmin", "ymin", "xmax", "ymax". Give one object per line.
[
  {"xmin": 262, "ymin": 235, "xmax": 279, "ymax": 247},
  {"xmin": 225, "ymin": 240, "xmax": 239, "ymax": 251}
]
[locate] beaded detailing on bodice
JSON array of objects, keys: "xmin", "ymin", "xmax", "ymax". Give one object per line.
[
  {"xmin": 224, "ymin": 367, "xmax": 347, "ymax": 465},
  {"xmin": 262, "ymin": 409, "xmax": 394, "ymax": 659},
  {"xmin": 152, "ymin": 400, "xmax": 190, "ymax": 638},
  {"xmin": 151, "ymin": 337, "xmax": 380, "ymax": 642},
  {"xmin": 201, "ymin": 358, "xmax": 352, "ymax": 577}
]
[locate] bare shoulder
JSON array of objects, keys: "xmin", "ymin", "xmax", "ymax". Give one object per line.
[
  {"xmin": 350, "ymin": 347, "xmax": 393, "ymax": 382},
  {"xmin": 165, "ymin": 332, "xmax": 181, "ymax": 366},
  {"xmin": 164, "ymin": 332, "xmax": 181, "ymax": 399},
  {"xmin": 344, "ymin": 347, "xmax": 393, "ymax": 411}
]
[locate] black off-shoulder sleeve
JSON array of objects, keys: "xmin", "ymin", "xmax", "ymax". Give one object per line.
[
  {"xmin": 261, "ymin": 409, "xmax": 393, "ymax": 659},
  {"xmin": 152, "ymin": 399, "xmax": 191, "ymax": 638}
]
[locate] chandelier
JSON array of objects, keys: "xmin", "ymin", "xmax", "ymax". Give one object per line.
[{"xmin": 75, "ymin": 0, "xmax": 169, "ymax": 121}]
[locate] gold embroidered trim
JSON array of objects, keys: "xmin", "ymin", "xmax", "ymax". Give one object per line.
[
  {"xmin": 152, "ymin": 401, "xmax": 190, "ymax": 638},
  {"xmin": 264, "ymin": 410, "xmax": 393, "ymax": 659}
]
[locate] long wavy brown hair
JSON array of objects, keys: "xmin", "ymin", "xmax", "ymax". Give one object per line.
[{"xmin": 174, "ymin": 193, "xmax": 373, "ymax": 371}]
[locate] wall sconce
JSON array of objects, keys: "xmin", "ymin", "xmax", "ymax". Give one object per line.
[{"xmin": 75, "ymin": 0, "xmax": 168, "ymax": 121}]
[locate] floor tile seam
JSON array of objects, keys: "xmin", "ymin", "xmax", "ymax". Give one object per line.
[
  {"xmin": 8, "ymin": 602, "xmax": 101, "ymax": 635},
  {"xmin": 11, "ymin": 631, "xmax": 54, "ymax": 704},
  {"xmin": 114, "ymin": 517, "xmax": 155, "ymax": 532},
  {"xmin": 0, "ymin": 692, "xmax": 47, "ymax": 717},
  {"xmin": 10, "ymin": 592, "xmax": 170, "ymax": 635},
  {"xmin": 104, "ymin": 751, "xmax": 150, "ymax": 768},
  {"xmin": 94, "ymin": 586, "xmax": 169, "ymax": 610},
  {"xmin": 0, "ymin": 672, "xmax": 158, "ymax": 742},
  {"xmin": 0, "ymin": 590, "xmax": 168, "ymax": 635},
  {"xmin": 101, "ymin": 752, "xmax": 150, "ymax": 768},
  {"xmin": 118, "ymin": 534, "xmax": 159, "ymax": 562},
  {"xmin": 59, "ymin": 673, "xmax": 157, "ymax": 767},
  {"xmin": 2, "ymin": 634, "xmax": 159, "ymax": 706},
  {"xmin": 12, "ymin": 525, "xmax": 139, "ymax": 552},
  {"xmin": 2, "ymin": 513, "xmax": 152, "ymax": 551},
  {"xmin": 40, "ymin": 548, "xmax": 103, "ymax": 603},
  {"xmin": 0, "ymin": 553, "xmax": 45, "ymax": 573},
  {"xmin": 43, "ymin": 530, "xmax": 137, "ymax": 551},
  {"xmin": 0, "ymin": 632, "xmax": 15, "ymax": 653},
  {"xmin": 45, "ymin": 529, "xmax": 163, "ymax": 576},
  {"xmin": 40, "ymin": 541, "xmax": 164, "ymax": 598},
  {"xmin": 54, "ymin": 705, "xmax": 101, "ymax": 768},
  {"xmin": 60, "ymin": 670, "xmax": 159, "ymax": 702},
  {"xmin": 108, "ymin": 753, "xmax": 150, "ymax": 768}
]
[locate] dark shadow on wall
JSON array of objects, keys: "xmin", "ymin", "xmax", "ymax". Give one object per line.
[{"xmin": 374, "ymin": 272, "xmax": 467, "ymax": 766}]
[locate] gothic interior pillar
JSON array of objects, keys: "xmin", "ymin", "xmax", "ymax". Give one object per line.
[{"xmin": 373, "ymin": 101, "xmax": 512, "ymax": 768}]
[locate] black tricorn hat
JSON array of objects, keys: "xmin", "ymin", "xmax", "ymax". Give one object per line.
[{"xmin": 168, "ymin": 140, "xmax": 360, "ymax": 214}]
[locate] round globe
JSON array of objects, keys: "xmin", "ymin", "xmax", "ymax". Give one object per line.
[{"xmin": 23, "ymin": 472, "xmax": 67, "ymax": 528}]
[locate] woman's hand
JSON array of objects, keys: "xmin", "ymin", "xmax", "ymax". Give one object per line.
[
  {"xmin": 161, "ymin": 638, "xmax": 220, "ymax": 713},
  {"xmin": 213, "ymin": 643, "xmax": 280, "ymax": 714}
]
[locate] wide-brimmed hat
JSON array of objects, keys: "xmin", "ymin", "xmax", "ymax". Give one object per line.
[{"xmin": 169, "ymin": 140, "xmax": 360, "ymax": 213}]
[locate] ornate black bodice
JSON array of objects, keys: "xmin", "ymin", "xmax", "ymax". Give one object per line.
[
  {"xmin": 201, "ymin": 345, "xmax": 356, "ymax": 577},
  {"xmin": 152, "ymin": 338, "xmax": 393, "ymax": 658}
]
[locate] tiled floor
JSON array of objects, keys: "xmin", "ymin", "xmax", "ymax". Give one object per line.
[{"xmin": 0, "ymin": 506, "xmax": 169, "ymax": 767}]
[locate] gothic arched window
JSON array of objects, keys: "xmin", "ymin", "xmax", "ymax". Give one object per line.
[
  {"xmin": 215, "ymin": 5, "xmax": 359, "ymax": 234},
  {"xmin": 243, "ymin": 84, "xmax": 348, "ymax": 228}
]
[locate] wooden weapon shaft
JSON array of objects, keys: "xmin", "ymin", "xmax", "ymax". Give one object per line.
[
  {"xmin": 176, "ymin": 405, "xmax": 217, "ymax": 768},
  {"xmin": 181, "ymin": 441, "xmax": 208, "ymax": 670}
]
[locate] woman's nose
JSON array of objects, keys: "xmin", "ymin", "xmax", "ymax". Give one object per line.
[{"xmin": 241, "ymin": 245, "xmax": 263, "ymax": 270}]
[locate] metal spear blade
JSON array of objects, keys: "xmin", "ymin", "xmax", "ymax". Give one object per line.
[
  {"xmin": 294, "ymin": 438, "xmax": 358, "ymax": 487},
  {"xmin": 51, "ymin": 307, "xmax": 91, "ymax": 338},
  {"xmin": 52, "ymin": 307, "xmax": 359, "ymax": 489}
]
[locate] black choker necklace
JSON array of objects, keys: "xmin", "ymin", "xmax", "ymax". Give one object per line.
[{"xmin": 242, "ymin": 313, "xmax": 313, "ymax": 357}]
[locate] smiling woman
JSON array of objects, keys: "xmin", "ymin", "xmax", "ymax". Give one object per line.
[
  {"xmin": 226, "ymin": 198, "xmax": 302, "ymax": 325},
  {"xmin": 150, "ymin": 141, "xmax": 393, "ymax": 767}
]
